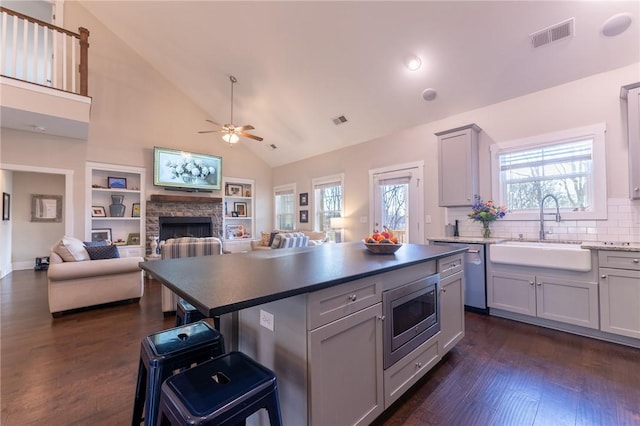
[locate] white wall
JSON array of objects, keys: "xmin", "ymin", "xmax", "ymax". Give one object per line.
[
  {"xmin": 0, "ymin": 169, "xmax": 13, "ymax": 278},
  {"xmin": 273, "ymin": 63, "xmax": 640, "ymax": 244}
]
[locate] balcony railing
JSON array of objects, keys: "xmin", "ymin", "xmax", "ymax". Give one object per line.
[{"xmin": 0, "ymin": 7, "xmax": 89, "ymax": 96}]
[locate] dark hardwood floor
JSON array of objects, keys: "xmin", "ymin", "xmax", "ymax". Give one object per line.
[{"xmin": 1, "ymin": 270, "xmax": 639, "ymax": 426}]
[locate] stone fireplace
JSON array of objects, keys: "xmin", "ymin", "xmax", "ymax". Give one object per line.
[{"xmin": 146, "ymin": 194, "xmax": 223, "ymax": 255}]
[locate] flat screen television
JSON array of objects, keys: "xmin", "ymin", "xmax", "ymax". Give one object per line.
[{"xmin": 153, "ymin": 146, "xmax": 222, "ymax": 191}]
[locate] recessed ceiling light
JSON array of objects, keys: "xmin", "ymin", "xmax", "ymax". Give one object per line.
[
  {"xmin": 404, "ymin": 55, "xmax": 422, "ymax": 71},
  {"xmin": 602, "ymin": 12, "xmax": 633, "ymax": 37}
]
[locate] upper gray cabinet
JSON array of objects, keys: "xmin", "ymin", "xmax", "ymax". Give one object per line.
[
  {"xmin": 436, "ymin": 124, "xmax": 481, "ymax": 207},
  {"xmin": 621, "ymin": 83, "xmax": 640, "ymax": 200}
]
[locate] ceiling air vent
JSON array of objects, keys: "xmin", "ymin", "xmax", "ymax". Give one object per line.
[
  {"xmin": 332, "ymin": 115, "xmax": 348, "ymax": 126},
  {"xmin": 530, "ymin": 18, "xmax": 574, "ymax": 48}
]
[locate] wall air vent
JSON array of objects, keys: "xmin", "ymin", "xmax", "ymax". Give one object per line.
[
  {"xmin": 530, "ymin": 18, "xmax": 574, "ymax": 48},
  {"xmin": 332, "ymin": 115, "xmax": 348, "ymax": 126}
]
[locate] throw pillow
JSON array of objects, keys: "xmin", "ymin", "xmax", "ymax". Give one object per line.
[
  {"xmin": 84, "ymin": 240, "xmax": 109, "ymax": 248},
  {"xmin": 53, "ymin": 236, "xmax": 90, "ymax": 262},
  {"xmin": 260, "ymin": 232, "xmax": 271, "ymax": 247},
  {"xmin": 270, "ymin": 234, "xmax": 283, "ymax": 249},
  {"xmin": 85, "ymin": 244, "xmax": 120, "ymax": 260},
  {"xmin": 268, "ymin": 231, "xmax": 280, "ymax": 247}
]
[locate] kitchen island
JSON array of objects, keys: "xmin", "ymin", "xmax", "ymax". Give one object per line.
[{"xmin": 140, "ymin": 242, "xmax": 467, "ymax": 425}]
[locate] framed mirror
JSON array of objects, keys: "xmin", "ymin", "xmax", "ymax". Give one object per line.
[{"xmin": 31, "ymin": 194, "xmax": 63, "ymax": 222}]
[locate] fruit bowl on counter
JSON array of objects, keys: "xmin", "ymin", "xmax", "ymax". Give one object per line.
[{"xmin": 363, "ymin": 230, "xmax": 402, "ymax": 254}]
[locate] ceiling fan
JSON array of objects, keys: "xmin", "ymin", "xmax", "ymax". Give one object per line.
[{"xmin": 198, "ymin": 75, "xmax": 263, "ymax": 144}]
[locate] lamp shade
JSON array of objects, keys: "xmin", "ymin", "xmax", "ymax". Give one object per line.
[
  {"xmin": 222, "ymin": 133, "xmax": 239, "ymax": 144},
  {"xmin": 330, "ymin": 217, "xmax": 345, "ymax": 229}
]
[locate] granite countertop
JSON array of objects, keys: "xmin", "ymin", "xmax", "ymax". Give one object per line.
[
  {"xmin": 429, "ymin": 236, "xmax": 640, "ymax": 252},
  {"xmin": 580, "ymin": 242, "xmax": 640, "ymax": 252},
  {"xmin": 140, "ymin": 241, "xmax": 467, "ymax": 317},
  {"xmin": 428, "ymin": 236, "xmax": 508, "ymax": 244}
]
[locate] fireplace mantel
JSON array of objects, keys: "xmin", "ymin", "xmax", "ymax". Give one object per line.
[{"xmin": 150, "ymin": 194, "xmax": 222, "ymax": 203}]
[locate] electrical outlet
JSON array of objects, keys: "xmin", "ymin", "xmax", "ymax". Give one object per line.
[{"xmin": 260, "ymin": 309, "xmax": 274, "ymax": 331}]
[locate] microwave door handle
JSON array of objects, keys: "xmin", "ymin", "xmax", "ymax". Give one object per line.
[{"xmin": 467, "ymin": 249, "xmax": 480, "ymax": 254}]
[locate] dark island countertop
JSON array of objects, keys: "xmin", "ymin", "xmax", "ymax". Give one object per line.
[{"xmin": 139, "ymin": 242, "xmax": 465, "ymax": 317}]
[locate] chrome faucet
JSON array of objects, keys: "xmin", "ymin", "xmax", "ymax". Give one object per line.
[{"xmin": 539, "ymin": 194, "xmax": 561, "ymax": 240}]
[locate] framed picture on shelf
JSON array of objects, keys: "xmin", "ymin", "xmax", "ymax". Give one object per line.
[
  {"xmin": 2, "ymin": 192, "xmax": 10, "ymax": 221},
  {"xmin": 91, "ymin": 206, "xmax": 107, "ymax": 217},
  {"xmin": 91, "ymin": 228, "xmax": 112, "ymax": 243},
  {"xmin": 227, "ymin": 184, "xmax": 243, "ymax": 196},
  {"xmin": 231, "ymin": 211, "xmax": 239, "ymax": 217},
  {"xmin": 234, "ymin": 202, "xmax": 247, "ymax": 217},
  {"xmin": 127, "ymin": 232, "xmax": 141, "ymax": 245},
  {"xmin": 299, "ymin": 192, "xmax": 308, "ymax": 206},
  {"xmin": 131, "ymin": 203, "xmax": 141, "ymax": 217},
  {"xmin": 300, "ymin": 209, "xmax": 309, "ymax": 223},
  {"xmin": 108, "ymin": 176, "xmax": 127, "ymax": 189}
]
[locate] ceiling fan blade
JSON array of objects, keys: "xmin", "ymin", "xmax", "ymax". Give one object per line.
[
  {"xmin": 205, "ymin": 119, "xmax": 223, "ymax": 127},
  {"xmin": 239, "ymin": 132, "xmax": 263, "ymax": 142},
  {"xmin": 198, "ymin": 130, "xmax": 218, "ymax": 134},
  {"xmin": 235, "ymin": 124, "xmax": 255, "ymax": 132}
]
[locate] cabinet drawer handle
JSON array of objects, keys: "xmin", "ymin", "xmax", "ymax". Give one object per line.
[
  {"xmin": 633, "ymin": 259, "xmax": 639, "ymax": 264},
  {"xmin": 378, "ymin": 315, "xmax": 385, "ymax": 321},
  {"xmin": 536, "ymin": 282, "xmax": 542, "ymax": 286},
  {"xmin": 349, "ymin": 294, "xmax": 357, "ymax": 302},
  {"xmin": 529, "ymin": 281, "xmax": 535, "ymax": 286},
  {"xmin": 416, "ymin": 362, "xmax": 422, "ymax": 368},
  {"xmin": 601, "ymin": 275, "xmax": 607, "ymax": 279}
]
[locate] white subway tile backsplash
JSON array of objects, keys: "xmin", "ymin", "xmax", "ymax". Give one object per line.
[{"xmin": 444, "ymin": 198, "xmax": 639, "ymax": 243}]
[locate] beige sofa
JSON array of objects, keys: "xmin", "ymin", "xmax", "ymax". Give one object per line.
[
  {"xmin": 251, "ymin": 230, "xmax": 328, "ymax": 250},
  {"xmin": 47, "ymin": 237, "xmax": 144, "ymax": 317}
]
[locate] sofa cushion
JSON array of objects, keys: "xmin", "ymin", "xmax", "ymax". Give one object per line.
[
  {"xmin": 86, "ymin": 244, "xmax": 120, "ymax": 260},
  {"xmin": 53, "ymin": 236, "xmax": 90, "ymax": 262}
]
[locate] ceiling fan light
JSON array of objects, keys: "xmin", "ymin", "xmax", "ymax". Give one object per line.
[{"xmin": 222, "ymin": 133, "xmax": 239, "ymax": 144}]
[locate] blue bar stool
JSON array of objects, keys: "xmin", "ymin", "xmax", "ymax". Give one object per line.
[
  {"xmin": 132, "ymin": 321, "xmax": 225, "ymax": 426},
  {"xmin": 175, "ymin": 300, "xmax": 221, "ymax": 330},
  {"xmin": 156, "ymin": 351, "xmax": 283, "ymax": 426},
  {"xmin": 175, "ymin": 300, "xmax": 205, "ymax": 327}
]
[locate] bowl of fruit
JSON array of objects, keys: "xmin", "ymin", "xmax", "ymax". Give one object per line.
[{"xmin": 363, "ymin": 230, "xmax": 402, "ymax": 254}]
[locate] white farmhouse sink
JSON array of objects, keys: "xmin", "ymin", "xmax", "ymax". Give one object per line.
[{"xmin": 490, "ymin": 241, "xmax": 591, "ymax": 271}]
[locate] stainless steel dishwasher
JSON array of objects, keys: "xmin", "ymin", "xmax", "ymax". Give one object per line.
[{"xmin": 432, "ymin": 241, "xmax": 487, "ymax": 313}]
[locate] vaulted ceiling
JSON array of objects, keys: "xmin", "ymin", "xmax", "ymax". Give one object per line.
[{"xmin": 79, "ymin": 1, "xmax": 639, "ymax": 167}]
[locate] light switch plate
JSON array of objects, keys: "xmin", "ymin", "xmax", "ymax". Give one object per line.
[{"xmin": 260, "ymin": 309, "xmax": 274, "ymax": 331}]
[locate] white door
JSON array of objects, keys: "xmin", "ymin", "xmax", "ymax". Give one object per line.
[{"xmin": 370, "ymin": 163, "xmax": 424, "ymax": 243}]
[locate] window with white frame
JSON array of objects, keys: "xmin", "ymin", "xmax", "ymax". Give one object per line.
[
  {"xmin": 312, "ymin": 174, "xmax": 344, "ymax": 232},
  {"xmin": 491, "ymin": 123, "xmax": 607, "ymax": 220},
  {"xmin": 274, "ymin": 184, "xmax": 295, "ymax": 231}
]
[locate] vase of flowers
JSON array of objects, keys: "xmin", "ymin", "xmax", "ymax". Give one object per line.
[
  {"xmin": 166, "ymin": 158, "xmax": 215, "ymax": 184},
  {"xmin": 468, "ymin": 196, "xmax": 507, "ymax": 238}
]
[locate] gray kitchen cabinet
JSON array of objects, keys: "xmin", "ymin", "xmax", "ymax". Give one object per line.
[
  {"xmin": 488, "ymin": 270, "xmax": 599, "ymax": 329},
  {"xmin": 436, "ymin": 123, "xmax": 481, "ymax": 207},
  {"xmin": 599, "ymin": 250, "xmax": 640, "ymax": 339},
  {"xmin": 438, "ymin": 253, "xmax": 465, "ymax": 354},
  {"xmin": 308, "ymin": 303, "xmax": 384, "ymax": 425},
  {"xmin": 621, "ymin": 83, "xmax": 640, "ymax": 199}
]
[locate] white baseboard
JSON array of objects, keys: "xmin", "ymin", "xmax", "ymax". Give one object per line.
[{"xmin": 12, "ymin": 261, "xmax": 34, "ymax": 271}]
